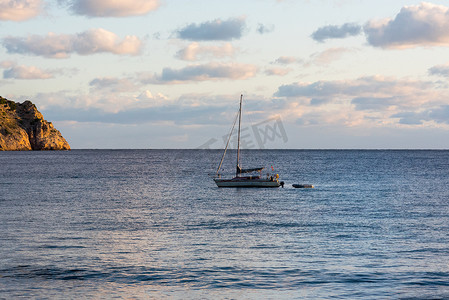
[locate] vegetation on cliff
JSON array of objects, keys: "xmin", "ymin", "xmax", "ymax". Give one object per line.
[{"xmin": 0, "ymin": 96, "xmax": 70, "ymax": 151}]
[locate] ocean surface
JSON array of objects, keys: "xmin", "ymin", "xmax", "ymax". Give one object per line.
[{"xmin": 1, "ymin": 149, "xmax": 449, "ymax": 299}]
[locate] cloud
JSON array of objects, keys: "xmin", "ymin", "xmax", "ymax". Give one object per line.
[
  {"xmin": 311, "ymin": 3, "xmax": 449, "ymax": 49},
  {"xmin": 393, "ymin": 105, "xmax": 449, "ymax": 125},
  {"xmin": 73, "ymin": 29, "xmax": 142, "ymax": 55},
  {"xmin": 0, "ymin": 0, "xmax": 42, "ymax": 21},
  {"xmin": 310, "ymin": 98, "xmax": 332, "ymax": 106},
  {"xmin": 176, "ymin": 42, "xmax": 235, "ymax": 61},
  {"xmin": 364, "ymin": 2, "xmax": 449, "ymax": 49},
  {"xmin": 308, "ymin": 47, "xmax": 354, "ymax": 66},
  {"xmin": 0, "ymin": 61, "xmax": 55, "ymax": 79},
  {"xmin": 272, "ymin": 76, "xmax": 449, "ymax": 128},
  {"xmin": 138, "ymin": 90, "xmax": 168, "ymax": 101},
  {"xmin": 428, "ymin": 105, "xmax": 449, "ymax": 124},
  {"xmin": 33, "ymin": 91, "xmax": 236, "ymax": 126},
  {"xmin": 136, "ymin": 90, "xmax": 170, "ymax": 107},
  {"xmin": 176, "ymin": 17, "xmax": 246, "ymax": 41},
  {"xmin": 429, "ymin": 63, "xmax": 449, "ymax": 77},
  {"xmin": 311, "ymin": 23, "xmax": 361, "ymax": 42},
  {"xmin": 351, "ymin": 97, "xmax": 399, "ymax": 111},
  {"xmin": 273, "ymin": 56, "xmax": 300, "ymax": 65},
  {"xmin": 66, "ymin": 0, "xmax": 159, "ymax": 17},
  {"xmin": 274, "ymin": 76, "xmax": 431, "ymax": 99},
  {"xmin": 143, "ymin": 62, "xmax": 258, "ymax": 84},
  {"xmin": 391, "ymin": 111, "xmax": 426, "ymax": 125},
  {"xmin": 32, "ymin": 82, "xmax": 169, "ymax": 115},
  {"xmin": 2, "ymin": 28, "xmax": 142, "ymax": 58},
  {"xmin": 43, "ymin": 102, "xmax": 225, "ymax": 125},
  {"xmin": 274, "ymin": 48, "xmax": 352, "ymax": 68},
  {"xmin": 89, "ymin": 77, "xmax": 138, "ymax": 93},
  {"xmin": 264, "ymin": 67, "xmax": 292, "ymax": 76},
  {"xmin": 19, "ymin": 78, "xmax": 449, "ymax": 142},
  {"xmin": 256, "ymin": 23, "xmax": 275, "ymax": 34}
]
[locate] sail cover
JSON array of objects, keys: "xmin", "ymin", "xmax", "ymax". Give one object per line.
[{"xmin": 237, "ymin": 166, "xmax": 264, "ymax": 174}]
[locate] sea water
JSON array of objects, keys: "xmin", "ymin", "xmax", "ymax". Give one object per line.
[{"xmin": 1, "ymin": 150, "xmax": 448, "ymax": 299}]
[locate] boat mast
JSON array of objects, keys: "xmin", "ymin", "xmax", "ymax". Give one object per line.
[{"xmin": 236, "ymin": 94, "xmax": 243, "ymax": 177}]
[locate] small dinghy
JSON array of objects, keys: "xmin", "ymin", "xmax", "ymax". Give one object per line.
[{"xmin": 292, "ymin": 184, "xmax": 314, "ymax": 188}]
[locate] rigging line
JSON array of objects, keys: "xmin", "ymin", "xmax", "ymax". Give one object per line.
[{"xmin": 215, "ymin": 108, "xmax": 239, "ymax": 177}]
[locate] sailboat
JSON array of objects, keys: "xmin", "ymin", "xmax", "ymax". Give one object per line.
[{"xmin": 213, "ymin": 95, "xmax": 284, "ymax": 188}]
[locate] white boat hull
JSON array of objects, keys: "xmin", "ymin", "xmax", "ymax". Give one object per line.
[{"xmin": 214, "ymin": 177, "xmax": 281, "ymax": 188}]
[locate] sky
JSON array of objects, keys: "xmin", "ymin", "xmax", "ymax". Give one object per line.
[{"xmin": 1, "ymin": 0, "xmax": 449, "ymax": 149}]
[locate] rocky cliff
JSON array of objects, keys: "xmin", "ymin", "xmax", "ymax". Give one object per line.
[{"xmin": 0, "ymin": 97, "xmax": 70, "ymax": 151}]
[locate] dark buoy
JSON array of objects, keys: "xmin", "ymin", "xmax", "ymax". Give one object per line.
[{"xmin": 292, "ymin": 184, "xmax": 314, "ymax": 188}]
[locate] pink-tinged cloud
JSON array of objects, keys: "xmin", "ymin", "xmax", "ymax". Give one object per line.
[
  {"xmin": 137, "ymin": 90, "xmax": 169, "ymax": 107},
  {"xmin": 264, "ymin": 67, "xmax": 291, "ymax": 76},
  {"xmin": 0, "ymin": 0, "xmax": 42, "ymax": 21},
  {"xmin": 1, "ymin": 61, "xmax": 54, "ymax": 79},
  {"xmin": 2, "ymin": 28, "xmax": 142, "ymax": 58},
  {"xmin": 176, "ymin": 42, "xmax": 235, "ymax": 61},
  {"xmin": 365, "ymin": 2, "xmax": 449, "ymax": 49},
  {"xmin": 73, "ymin": 29, "xmax": 142, "ymax": 55},
  {"xmin": 143, "ymin": 62, "xmax": 258, "ymax": 84},
  {"xmin": 309, "ymin": 48, "xmax": 354, "ymax": 66},
  {"xmin": 69, "ymin": 0, "xmax": 160, "ymax": 17}
]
